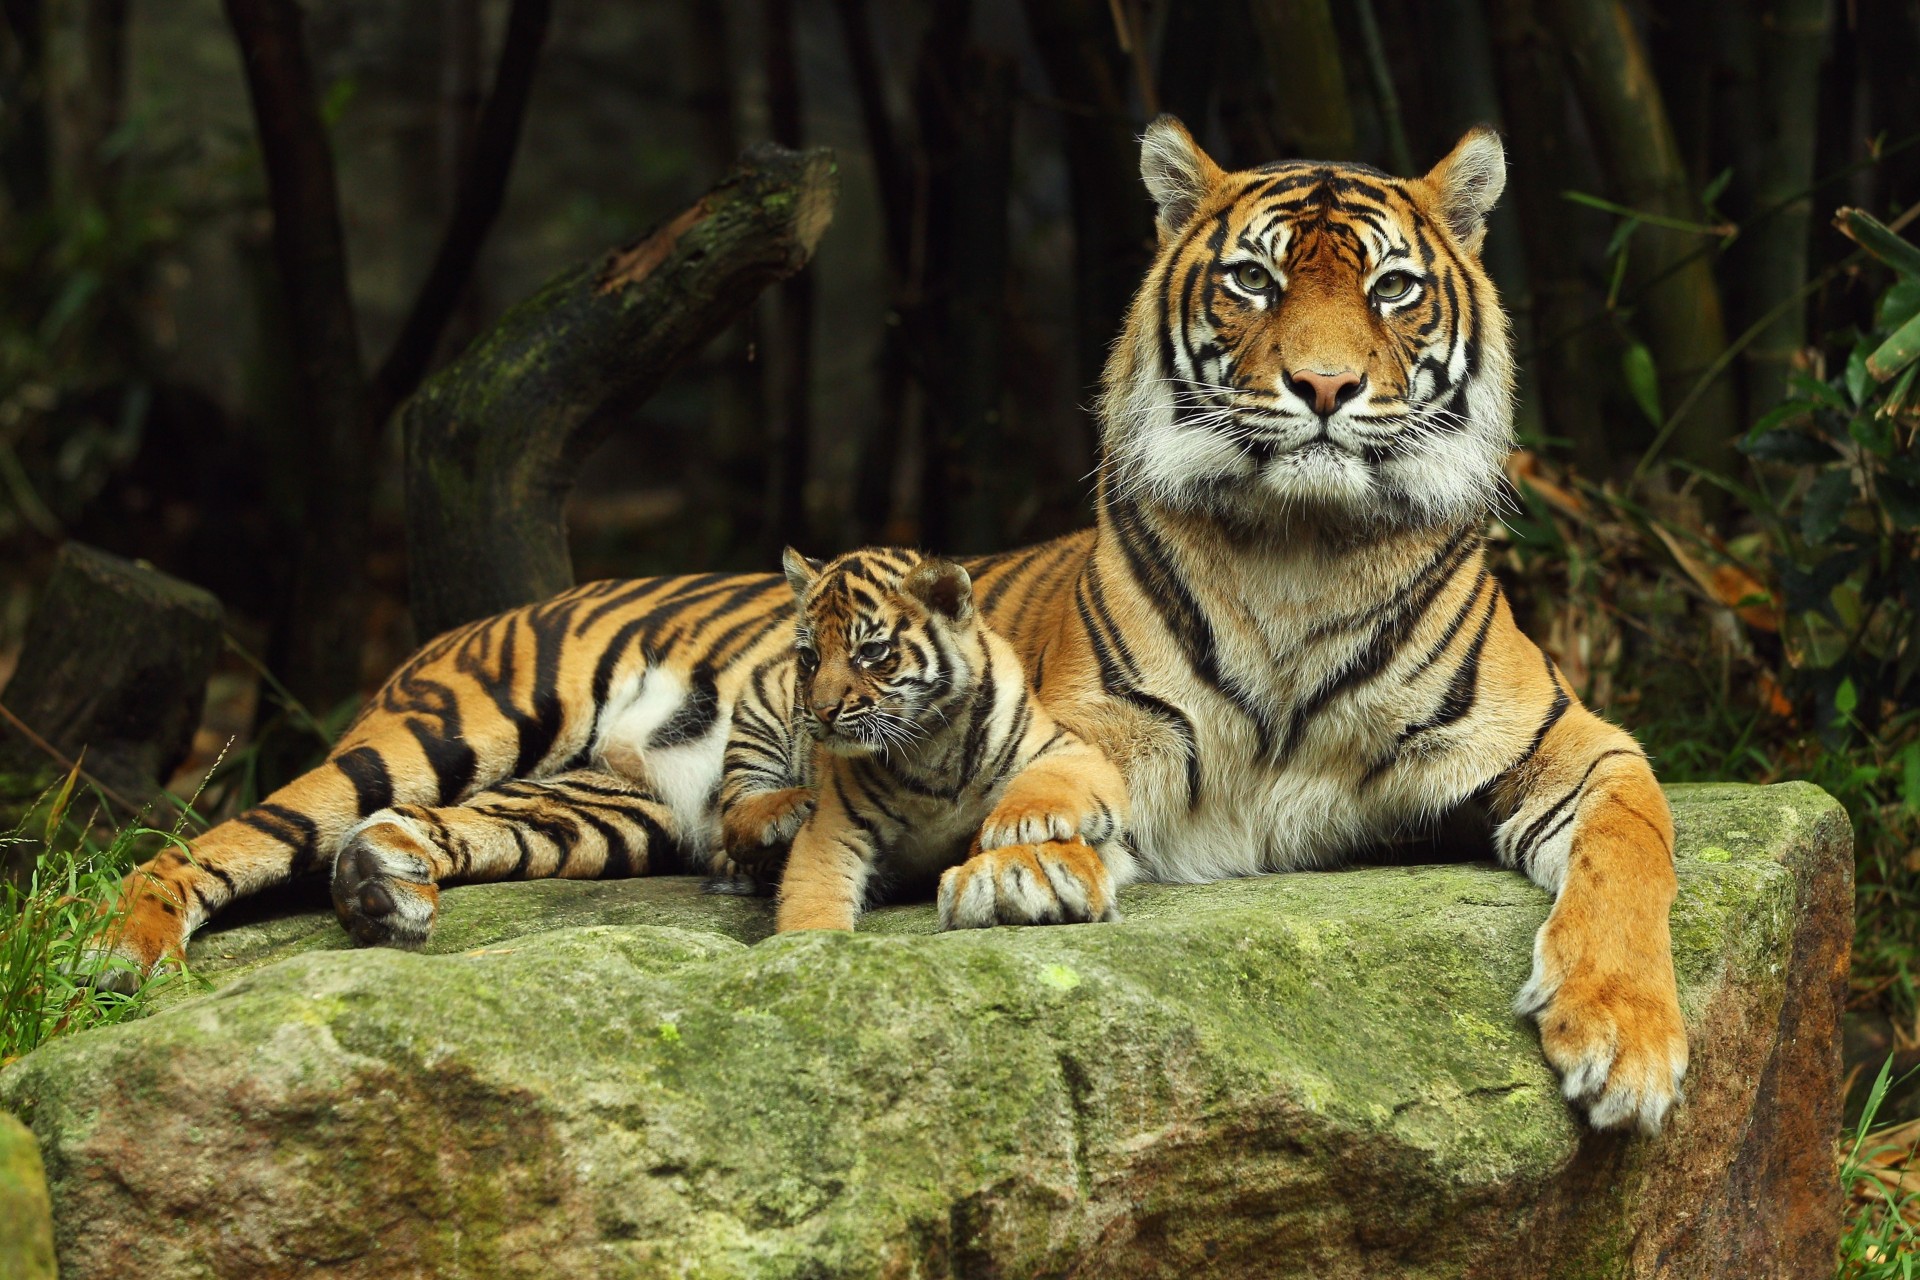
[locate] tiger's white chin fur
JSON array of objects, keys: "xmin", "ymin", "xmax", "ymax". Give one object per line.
[{"xmin": 1102, "ymin": 367, "xmax": 1512, "ymax": 533}]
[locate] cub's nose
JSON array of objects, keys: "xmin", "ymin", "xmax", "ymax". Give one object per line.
[
  {"xmin": 813, "ymin": 702, "xmax": 840, "ymax": 724},
  {"xmin": 1285, "ymin": 368, "xmax": 1364, "ymax": 416}
]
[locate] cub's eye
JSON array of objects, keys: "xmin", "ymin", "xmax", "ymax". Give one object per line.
[
  {"xmin": 856, "ymin": 640, "xmax": 892, "ymax": 665},
  {"xmin": 795, "ymin": 646, "xmax": 818, "ymax": 672},
  {"xmin": 1372, "ymin": 271, "xmax": 1417, "ymax": 302},
  {"xmin": 1230, "ymin": 262, "xmax": 1273, "ymax": 292}
]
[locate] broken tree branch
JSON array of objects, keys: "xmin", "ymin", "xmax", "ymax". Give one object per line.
[{"xmin": 402, "ymin": 143, "xmax": 839, "ymax": 636}]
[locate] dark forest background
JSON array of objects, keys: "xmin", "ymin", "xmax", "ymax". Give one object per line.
[{"xmin": 3, "ymin": 0, "xmax": 1920, "ymax": 1127}]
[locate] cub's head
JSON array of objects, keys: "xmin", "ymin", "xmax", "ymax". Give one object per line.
[
  {"xmin": 783, "ymin": 547, "xmax": 979, "ymax": 758},
  {"xmin": 1101, "ymin": 116, "xmax": 1514, "ymax": 532}
]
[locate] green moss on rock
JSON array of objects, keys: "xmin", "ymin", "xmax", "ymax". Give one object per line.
[
  {"xmin": 0, "ymin": 1111, "xmax": 56, "ymax": 1280},
  {"xmin": 0, "ymin": 783, "xmax": 1852, "ymax": 1278}
]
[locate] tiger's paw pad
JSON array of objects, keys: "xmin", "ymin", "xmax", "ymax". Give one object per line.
[
  {"xmin": 977, "ymin": 798, "xmax": 1083, "ymax": 851},
  {"xmin": 331, "ymin": 819, "xmax": 441, "ymax": 950},
  {"xmin": 937, "ymin": 838, "xmax": 1118, "ymax": 930},
  {"xmin": 1517, "ymin": 953, "xmax": 1688, "ymax": 1135}
]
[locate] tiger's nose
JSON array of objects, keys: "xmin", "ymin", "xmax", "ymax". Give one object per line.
[
  {"xmin": 813, "ymin": 702, "xmax": 841, "ymax": 724},
  {"xmin": 1285, "ymin": 368, "xmax": 1364, "ymax": 416}
]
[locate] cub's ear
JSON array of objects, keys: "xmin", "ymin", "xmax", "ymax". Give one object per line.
[
  {"xmin": 1141, "ymin": 114, "xmax": 1225, "ymax": 243},
  {"xmin": 1421, "ymin": 127, "xmax": 1506, "ymax": 256},
  {"xmin": 782, "ymin": 547, "xmax": 823, "ymax": 598},
  {"xmin": 904, "ymin": 559, "xmax": 974, "ymax": 625}
]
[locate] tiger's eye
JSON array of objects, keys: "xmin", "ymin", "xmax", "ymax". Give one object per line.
[
  {"xmin": 1373, "ymin": 271, "xmax": 1416, "ymax": 302},
  {"xmin": 857, "ymin": 640, "xmax": 891, "ymax": 665},
  {"xmin": 1231, "ymin": 262, "xmax": 1272, "ymax": 292},
  {"xmin": 795, "ymin": 646, "xmax": 819, "ymax": 672}
]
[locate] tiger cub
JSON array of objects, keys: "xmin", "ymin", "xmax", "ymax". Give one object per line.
[{"xmin": 720, "ymin": 546, "xmax": 1129, "ymax": 933}]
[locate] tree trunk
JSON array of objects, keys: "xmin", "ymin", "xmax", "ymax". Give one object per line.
[
  {"xmin": 1539, "ymin": 0, "xmax": 1738, "ymax": 474},
  {"xmin": 913, "ymin": 16, "xmax": 1015, "ymax": 553},
  {"xmin": 0, "ymin": 543, "xmax": 221, "ymax": 805},
  {"xmin": 1018, "ymin": 0, "xmax": 1152, "ymax": 407},
  {"xmin": 0, "ymin": 0, "xmax": 51, "ymax": 221},
  {"xmin": 403, "ymin": 144, "xmax": 838, "ymax": 637},
  {"xmin": 762, "ymin": 0, "xmax": 812, "ymax": 552},
  {"xmin": 225, "ymin": 0, "xmax": 377, "ymax": 718},
  {"xmin": 1425, "ymin": 0, "xmax": 1540, "ymax": 442},
  {"xmin": 1741, "ymin": 0, "xmax": 1828, "ymax": 415},
  {"xmin": 1245, "ymin": 0, "xmax": 1356, "ymax": 160},
  {"xmin": 830, "ymin": 0, "xmax": 914, "ymax": 544}
]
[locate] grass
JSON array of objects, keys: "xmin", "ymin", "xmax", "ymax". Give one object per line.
[
  {"xmin": 0, "ymin": 764, "xmax": 190, "ymax": 1067},
  {"xmin": 1842, "ymin": 1057, "xmax": 1920, "ymax": 1276}
]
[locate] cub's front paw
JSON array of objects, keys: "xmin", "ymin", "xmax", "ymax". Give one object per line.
[
  {"xmin": 938, "ymin": 838, "xmax": 1118, "ymax": 929},
  {"xmin": 1517, "ymin": 920, "xmax": 1689, "ymax": 1134},
  {"xmin": 332, "ymin": 816, "xmax": 441, "ymax": 949},
  {"xmin": 723, "ymin": 788, "xmax": 814, "ymax": 871}
]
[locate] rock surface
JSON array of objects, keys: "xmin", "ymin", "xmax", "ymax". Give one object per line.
[
  {"xmin": 0, "ymin": 1110, "xmax": 57, "ymax": 1280},
  {"xmin": 0, "ymin": 782, "xmax": 1849, "ymax": 1278}
]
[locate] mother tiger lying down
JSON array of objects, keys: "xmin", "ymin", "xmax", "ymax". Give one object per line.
[{"xmin": 109, "ymin": 118, "xmax": 1686, "ymax": 1134}]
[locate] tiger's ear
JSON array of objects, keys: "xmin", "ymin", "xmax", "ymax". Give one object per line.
[
  {"xmin": 1141, "ymin": 114, "xmax": 1224, "ymax": 243},
  {"xmin": 903, "ymin": 559, "xmax": 974, "ymax": 625},
  {"xmin": 1421, "ymin": 127, "xmax": 1506, "ymax": 256},
  {"xmin": 782, "ymin": 547, "xmax": 823, "ymax": 598}
]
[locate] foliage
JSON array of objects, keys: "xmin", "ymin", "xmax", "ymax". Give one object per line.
[
  {"xmin": 0, "ymin": 767, "xmax": 189, "ymax": 1065},
  {"xmin": 1839, "ymin": 1056, "xmax": 1920, "ymax": 1277}
]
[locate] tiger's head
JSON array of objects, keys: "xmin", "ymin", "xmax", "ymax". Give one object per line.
[
  {"xmin": 1100, "ymin": 116, "xmax": 1513, "ymax": 533},
  {"xmin": 783, "ymin": 546, "xmax": 980, "ymax": 759}
]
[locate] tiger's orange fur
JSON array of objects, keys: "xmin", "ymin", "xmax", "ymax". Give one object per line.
[{"xmin": 111, "ymin": 118, "xmax": 1685, "ymax": 1133}]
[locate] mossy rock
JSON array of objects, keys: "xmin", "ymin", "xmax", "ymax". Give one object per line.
[
  {"xmin": 0, "ymin": 1110, "xmax": 56, "ymax": 1280},
  {"xmin": 0, "ymin": 783, "xmax": 1850, "ymax": 1278}
]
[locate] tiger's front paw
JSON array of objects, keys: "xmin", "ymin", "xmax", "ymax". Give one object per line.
[
  {"xmin": 938, "ymin": 838, "xmax": 1118, "ymax": 929},
  {"xmin": 723, "ymin": 787, "xmax": 814, "ymax": 872},
  {"xmin": 332, "ymin": 816, "xmax": 441, "ymax": 950},
  {"xmin": 1516, "ymin": 920, "xmax": 1689, "ymax": 1134},
  {"xmin": 978, "ymin": 796, "xmax": 1083, "ymax": 850},
  {"xmin": 87, "ymin": 869, "xmax": 190, "ymax": 992}
]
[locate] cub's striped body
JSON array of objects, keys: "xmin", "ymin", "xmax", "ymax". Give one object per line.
[
  {"xmin": 762, "ymin": 547, "xmax": 1128, "ymax": 932},
  {"xmin": 115, "ymin": 117, "xmax": 1686, "ymax": 1133}
]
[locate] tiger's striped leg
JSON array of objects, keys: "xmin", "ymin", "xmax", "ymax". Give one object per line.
[
  {"xmin": 106, "ymin": 743, "xmax": 452, "ymax": 979},
  {"xmin": 332, "ymin": 769, "xmax": 680, "ymax": 948},
  {"xmin": 717, "ymin": 683, "xmax": 810, "ymax": 878},
  {"xmin": 1493, "ymin": 703, "xmax": 1687, "ymax": 1134}
]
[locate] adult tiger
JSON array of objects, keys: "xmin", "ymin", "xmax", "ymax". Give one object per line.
[{"xmin": 109, "ymin": 118, "xmax": 1685, "ymax": 1134}]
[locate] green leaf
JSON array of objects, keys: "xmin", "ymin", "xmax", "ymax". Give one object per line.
[
  {"xmin": 1747, "ymin": 399, "xmax": 1815, "ymax": 436},
  {"xmin": 1849, "ymin": 412, "xmax": 1894, "ymax": 457},
  {"xmin": 1837, "ymin": 207, "xmax": 1920, "ymax": 279},
  {"xmin": 1622, "ymin": 341, "xmax": 1661, "ymax": 427},
  {"xmin": 1902, "ymin": 742, "xmax": 1920, "ymax": 813},
  {"xmin": 1700, "ymin": 166, "xmax": 1733, "ymax": 215},
  {"xmin": 1801, "ymin": 467, "xmax": 1855, "ymax": 544},
  {"xmin": 1866, "ymin": 308, "xmax": 1920, "ymax": 382},
  {"xmin": 1834, "ymin": 677, "xmax": 1858, "ymax": 720},
  {"xmin": 1737, "ymin": 429, "xmax": 1837, "ymax": 463},
  {"xmin": 1879, "ymin": 276, "xmax": 1920, "ymax": 331},
  {"xmin": 1847, "ymin": 347, "xmax": 1872, "ymax": 406},
  {"xmin": 1604, "ymin": 215, "xmax": 1641, "ymax": 260},
  {"xmin": 1788, "ymin": 373, "xmax": 1849, "ymax": 411}
]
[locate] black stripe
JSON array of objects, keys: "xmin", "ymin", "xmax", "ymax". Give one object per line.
[
  {"xmin": 333, "ymin": 746, "xmax": 394, "ymax": 818},
  {"xmin": 651, "ymin": 665, "xmax": 722, "ymax": 748},
  {"xmin": 405, "ymin": 715, "xmax": 478, "ymax": 805},
  {"xmin": 236, "ymin": 802, "xmax": 321, "ymax": 875},
  {"xmin": 1515, "ymin": 748, "xmax": 1637, "ymax": 871}
]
